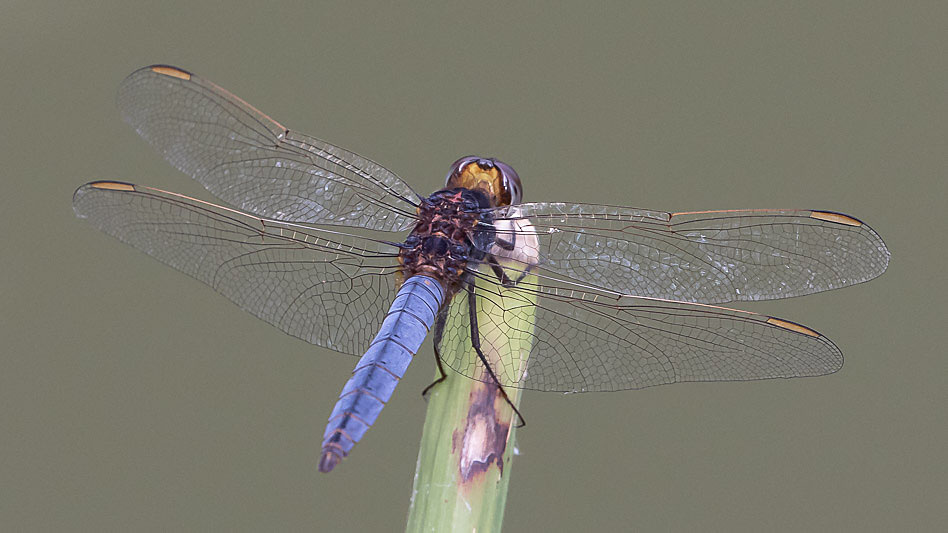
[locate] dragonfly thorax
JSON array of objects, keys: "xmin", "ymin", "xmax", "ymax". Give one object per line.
[{"xmin": 398, "ymin": 189, "xmax": 495, "ymax": 290}]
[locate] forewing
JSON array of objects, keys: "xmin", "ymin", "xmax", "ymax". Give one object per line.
[
  {"xmin": 438, "ymin": 269, "xmax": 842, "ymax": 393},
  {"xmin": 490, "ymin": 204, "xmax": 890, "ymax": 303},
  {"xmin": 73, "ymin": 181, "xmax": 402, "ymax": 355},
  {"xmin": 117, "ymin": 65, "xmax": 419, "ymax": 231}
]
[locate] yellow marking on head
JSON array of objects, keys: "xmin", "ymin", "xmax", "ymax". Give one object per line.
[
  {"xmin": 459, "ymin": 163, "xmax": 499, "ymax": 187},
  {"xmin": 447, "ymin": 162, "xmax": 510, "ymax": 206},
  {"xmin": 810, "ymin": 211, "xmax": 862, "ymax": 226},
  {"xmin": 767, "ymin": 317, "xmax": 820, "ymax": 337},
  {"xmin": 89, "ymin": 181, "xmax": 135, "ymax": 191},
  {"xmin": 151, "ymin": 66, "xmax": 191, "ymax": 80}
]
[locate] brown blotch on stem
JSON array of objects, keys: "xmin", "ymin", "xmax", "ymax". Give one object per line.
[{"xmin": 452, "ymin": 381, "xmax": 511, "ymax": 485}]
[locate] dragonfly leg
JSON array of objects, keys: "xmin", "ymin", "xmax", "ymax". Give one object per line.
[
  {"xmin": 488, "ymin": 257, "xmax": 515, "ymax": 287},
  {"xmin": 494, "ymin": 233, "xmax": 516, "ymax": 251},
  {"xmin": 487, "ymin": 256, "xmax": 536, "ymax": 288},
  {"xmin": 421, "ymin": 348, "xmax": 449, "ymax": 400},
  {"xmin": 421, "ymin": 304, "xmax": 450, "ymax": 399},
  {"xmin": 467, "ymin": 282, "xmax": 526, "ymax": 428}
]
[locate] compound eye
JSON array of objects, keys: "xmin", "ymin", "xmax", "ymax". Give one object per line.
[
  {"xmin": 494, "ymin": 160, "xmax": 522, "ymax": 204},
  {"xmin": 445, "ymin": 155, "xmax": 479, "ymax": 186}
]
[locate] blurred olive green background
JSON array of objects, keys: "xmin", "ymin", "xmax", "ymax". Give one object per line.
[{"xmin": 2, "ymin": 1, "xmax": 945, "ymax": 531}]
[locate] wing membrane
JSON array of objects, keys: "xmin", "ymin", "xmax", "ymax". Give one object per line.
[
  {"xmin": 490, "ymin": 203, "xmax": 890, "ymax": 303},
  {"xmin": 117, "ymin": 65, "xmax": 419, "ymax": 231},
  {"xmin": 437, "ymin": 268, "xmax": 842, "ymax": 393},
  {"xmin": 73, "ymin": 181, "xmax": 403, "ymax": 355}
]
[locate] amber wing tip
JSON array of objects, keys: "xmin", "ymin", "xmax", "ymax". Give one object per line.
[
  {"xmin": 809, "ymin": 210, "xmax": 864, "ymax": 227},
  {"xmin": 766, "ymin": 317, "xmax": 821, "ymax": 337},
  {"xmin": 148, "ymin": 65, "xmax": 193, "ymax": 80},
  {"xmin": 87, "ymin": 180, "xmax": 136, "ymax": 191}
]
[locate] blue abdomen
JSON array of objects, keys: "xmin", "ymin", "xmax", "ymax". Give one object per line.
[{"xmin": 318, "ymin": 274, "xmax": 445, "ymax": 472}]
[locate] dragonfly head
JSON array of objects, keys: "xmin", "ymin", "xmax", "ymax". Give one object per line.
[{"xmin": 445, "ymin": 156, "xmax": 522, "ymax": 207}]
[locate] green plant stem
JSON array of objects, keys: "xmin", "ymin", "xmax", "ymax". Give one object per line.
[{"xmin": 406, "ymin": 268, "xmax": 537, "ymax": 533}]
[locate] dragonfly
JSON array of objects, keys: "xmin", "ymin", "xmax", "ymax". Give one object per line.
[{"xmin": 73, "ymin": 65, "xmax": 890, "ymax": 473}]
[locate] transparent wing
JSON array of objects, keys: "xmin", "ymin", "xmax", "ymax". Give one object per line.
[
  {"xmin": 488, "ymin": 203, "xmax": 890, "ymax": 304},
  {"xmin": 73, "ymin": 181, "xmax": 403, "ymax": 355},
  {"xmin": 437, "ymin": 268, "xmax": 842, "ymax": 393},
  {"xmin": 117, "ymin": 65, "xmax": 419, "ymax": 232}
]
